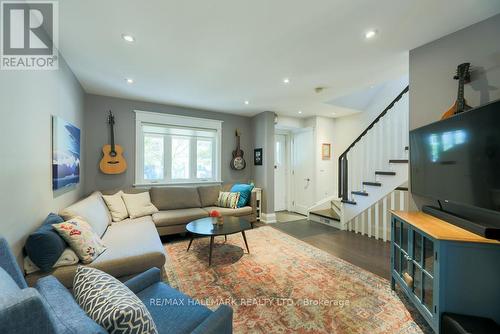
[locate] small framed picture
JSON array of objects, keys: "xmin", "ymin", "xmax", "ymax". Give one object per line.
[
  {"xmin": 322, "ymin": 143, "xmax": 331, "ymax": 160},
  {"xmin": 254, "ymin": 148, "xmax": 263, "ymax": 165}
]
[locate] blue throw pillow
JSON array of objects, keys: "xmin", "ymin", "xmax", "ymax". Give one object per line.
[
  {"xmin": 230, "ymin": 184, "xmax": 254, "ymax": 208},
  {"xmin": 25, "ymin": 213, "xmax": 67, "ymax": 272}
]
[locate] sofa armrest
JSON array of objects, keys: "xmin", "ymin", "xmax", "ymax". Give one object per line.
[
  {"xmin": 0, "ymin": 237, "xmax": 27, "ymax": 289},
  {"xmin": 250, "ymin": 190, "xmax": 257, "ymax": 214},
  {"xmin": 0, "ymin": 288, "xmax": 59, "ymax": 334},
  {"xmin": 124, "ymin": 267, "xmax": 162, "ymax": 294},
  {"xmin": 191, "ymin": 305, "xmax": 233, "ymax": 334}
]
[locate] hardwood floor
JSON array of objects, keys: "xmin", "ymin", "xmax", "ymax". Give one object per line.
[{"xmin": 270, "ymin": 219, "xmax": 391, "ymax": 279}]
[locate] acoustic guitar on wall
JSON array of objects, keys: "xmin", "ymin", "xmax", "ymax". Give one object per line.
[
  {"xmin": 441, "ymin": 62, "xmax": 472, "ymax": 120},
  {"xmin": 99, "ymin": 111, "xmax": 127, "ymax": 174}
]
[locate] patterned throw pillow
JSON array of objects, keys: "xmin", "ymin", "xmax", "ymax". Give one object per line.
[
  {"xmin": 52, "ymin": 217, "xmax": 107, "ymax": 264},
  {"xmin": 73, "ymin": 266, "xmax": 158, "ymax": 334},
  {"xmin": 217, "ymin": 191, "xmax": 240, "ymax": 209}
]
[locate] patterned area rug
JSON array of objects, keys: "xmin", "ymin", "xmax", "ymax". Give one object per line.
[{"xmin": 164, "ymin": 226, "xmax": 431, "ymax": 334}]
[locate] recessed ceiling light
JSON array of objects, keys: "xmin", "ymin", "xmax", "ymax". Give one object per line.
[
  {"xmin": 298, "ymin": 111, "xmax": 303, "ymax": 114},
  {"xmin": 244, "ymin": 100, "xmax": 249, "ymax": 105},
  {"xmin": 283, "ymin": 78, "xmax": 290, "ymax": 84},
  {"xmin": 365, "ymin": 30, "xmax": 377, "ymax": 39},
  {"xmin": 122, "ymin": 34, "xmax": 135, "ymax": 43},
  {"xmin": 126, "ymin": 78, "xmax": 134, "ymax": 84}
]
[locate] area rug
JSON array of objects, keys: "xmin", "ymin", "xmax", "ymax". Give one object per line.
[{"xmin": 163, "ymin": 226, "xmax": 430, "ymax": 334}]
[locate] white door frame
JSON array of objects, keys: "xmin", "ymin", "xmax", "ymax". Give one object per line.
[
  {"xmin": 290, "ymin": 127, "xmax": 315, "ymax": 215},
  {"xmin": 274, "ymin": 130, "xmax": 292, "ymax": 212}
]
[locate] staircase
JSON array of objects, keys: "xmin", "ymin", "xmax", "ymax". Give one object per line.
[{"xmin": 309, "ymin": 86, "xmax": 409, "ymax": 241}]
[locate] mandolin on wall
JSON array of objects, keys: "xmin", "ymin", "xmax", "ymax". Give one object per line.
[
  {"xmin": 441, "ymin": 62, "xmax": 472, "ymax": 120},
  {"xmin": 99, "ymin": 111, "xmax": 127, "ymax": 174}
]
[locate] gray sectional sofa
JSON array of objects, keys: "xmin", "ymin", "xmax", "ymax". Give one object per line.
[
  {"xmin": 25, "ymin": 183, "xmax": 256, "ymax": 287},
  {"xmin": 149, "ymin": 184, "xmax": 257, "ymax": 235}
]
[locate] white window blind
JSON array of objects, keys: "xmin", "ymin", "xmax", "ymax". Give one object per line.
[{"xmin": 135, "ymin": 111, "xmax": 222, "ymax": 185}]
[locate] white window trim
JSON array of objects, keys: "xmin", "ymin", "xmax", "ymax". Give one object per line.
[{"xmin": 134, "ymin": 110, "xmax": 223, "ymax": 186}]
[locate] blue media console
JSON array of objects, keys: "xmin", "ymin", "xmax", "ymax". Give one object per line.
[{"xmin": 390, "ymin": 211, "xmax": 500, "ymax": 333}]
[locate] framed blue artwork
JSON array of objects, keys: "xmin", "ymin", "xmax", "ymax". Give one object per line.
[{"xmin": 52, "ymin": 116, "xmax": 80, "ymax": 190}]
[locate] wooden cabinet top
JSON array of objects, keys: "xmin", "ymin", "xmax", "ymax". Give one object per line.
[{"xmin": 391, "ymin": 211, "xmax": 500, "ymax": 245}]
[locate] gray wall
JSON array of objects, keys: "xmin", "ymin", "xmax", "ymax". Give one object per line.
[
  {"xmin": 251, "ymin": 111, "xmax": 275, "ymax": 214},
  {"xmin": 0, "ymin": 57, "xmax": 85, "ymax": 257},
  {"xmin": 84, "ymin": 94, "xmax": 253, "ymax": 193},
  {"xmin": 409, "ymin": 14, "xmax": 500, "ymax": 209}
]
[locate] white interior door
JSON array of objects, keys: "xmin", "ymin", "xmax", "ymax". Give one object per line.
[
  {"xmin": 274, "ymin": 134, "xmax": 287, "ymax": 211},
  {"xmin": 292, "ymin": 129, "xmax": 314, "ymax": 215}
]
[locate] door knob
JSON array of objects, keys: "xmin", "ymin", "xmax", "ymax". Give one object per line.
[{"xmin": 305, "ymin": 178, "xmax": 311, "ymax": 182}]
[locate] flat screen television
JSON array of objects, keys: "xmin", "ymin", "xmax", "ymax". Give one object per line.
[{"xmin": 410, "ymin": 100, "xmax": 500, "ymax": 214}]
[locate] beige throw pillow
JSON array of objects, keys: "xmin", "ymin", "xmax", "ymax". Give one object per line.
[
  {"xmin": 121, "ymin": 192, "xmax": 159, "ymax": 219},
  {"xmin": 52, "ymin": 217, "xmax": 107, "ymax": 264},
  {"xmin": 102, "ymin": 191, "xmax": 129, "ymax": 222}
]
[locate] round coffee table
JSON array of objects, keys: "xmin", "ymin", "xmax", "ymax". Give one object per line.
[{"xmin": 186, "ymin": 217, "xmax": 251, "ymax": 266}]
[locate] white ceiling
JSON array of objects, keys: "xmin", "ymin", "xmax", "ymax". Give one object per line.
[{"xmin": 58, "ymin": 0, "xmax": 500, "ymax": 118}]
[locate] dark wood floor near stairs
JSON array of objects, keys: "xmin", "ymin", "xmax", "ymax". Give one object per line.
[{"xmin": 271, "ymin": 219, "xmax": 391, "ymax": 279}]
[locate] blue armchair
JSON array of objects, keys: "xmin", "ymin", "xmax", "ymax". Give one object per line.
[{"xmin": 0, "ymin": 237, "xmax": 232, "ymax": 334}]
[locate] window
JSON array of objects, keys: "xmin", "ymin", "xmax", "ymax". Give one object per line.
[{"xmin": 135, "ymin": 111, "xmax": 222, "ymax": 185}]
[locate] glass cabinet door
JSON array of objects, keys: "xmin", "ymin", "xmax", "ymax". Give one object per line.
[
  {"xmin": 393, "ymin": 219, "xmax": 412, "ymax": 288},
  {"xmin": 410, "ymin": 229, "xmax": 435, "ymax": 314}
]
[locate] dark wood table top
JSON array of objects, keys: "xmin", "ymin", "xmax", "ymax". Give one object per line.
[{"xmin": 186, "ymin": 217, "xmax": 251, "ymax": 236}]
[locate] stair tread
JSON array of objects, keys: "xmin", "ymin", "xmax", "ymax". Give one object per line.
[
  {"xmin": 310, "ymin": 209, "xmax": 340, "ymax": 221},
  {"xmin": 352, "ymin": 191, "xmax": 369, "ymax": 196},
  {"xmin": 341, "ymin": 199, "xmax": 357, "ymax": 205},
  {"xmin": 389, "ymin": 159, "xmax": 408, "ymax": 163},
  {"xmin": 375, "ymin": 171, "xmax": 396, "ymax": 175},
  {"xmin": 363, "ymin": 181, "xmax": 382, "ymax": 186}
]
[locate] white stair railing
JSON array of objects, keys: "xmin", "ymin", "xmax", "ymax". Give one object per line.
[
  {"xmin": 349, "ymin": 91, "xmax": 408, "ymax": 197},
  {"xmin": 346, "ymin": 187, "xmax": 409, "ymax": 241}
]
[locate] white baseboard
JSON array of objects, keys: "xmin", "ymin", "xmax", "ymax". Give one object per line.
[{"xmin": 261, "ymin": 213, "xmax": 277, "ymax": 224}]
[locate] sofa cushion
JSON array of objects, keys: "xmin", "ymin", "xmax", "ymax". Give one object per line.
[
  {"xmin": 102, "ymin": 191, "xmax": 129, "ymax": 222},
  {"xmin": 117, "ymin": 215, "xmax": 155, "ymax": 225},
  {"xmin": 52, "ymin": 217, "xmax": 107, "ymax": 264},
  {"xmin": 203, "ymin": 206, "xmax": 253, "ymax": 217},
  {"xmin": 230, "ymin": 183, "xmax": 254, "ymax": 207},
  {"xmin": 35, "ymin": 275, "xmax": 107, "ymax": 334},
  {"xmin": 122, "ymin": 192, "xmax": 158, "ymax": 219},
  {"xmin": 137, "ymin": 282, "xmax": 212, "ymax": 334},
  {"xmin": 74, "ymin": 267, "xmax": 158, "ymax": 334},
  {"xmin": 152, "ymin": 208, "xmax": 208, "ymax": 227},
  {"xmin": 150, "ymin": 186, "xmax": 202, "ymax": 210},
  {"xmin": 26, "ymin": 218, "xmax": 166, "ymax": 288},
  {"xmin": 197, "ymin": 185, "xmax": 222, "ymax": 207},
  {"xmin": 0, "ymin": 267, "xmax": 20, "ymax": 296},
  {"xmin": 92, "ymin": 218, "xmax": 166, "ymax": 278},
  {"xmin": 25, "ymin": 213, "xmax": 67, "ymax": 271},
  {"xmin": 59, "ymin": 192, "xmax": 111, "ymax": 238}
]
